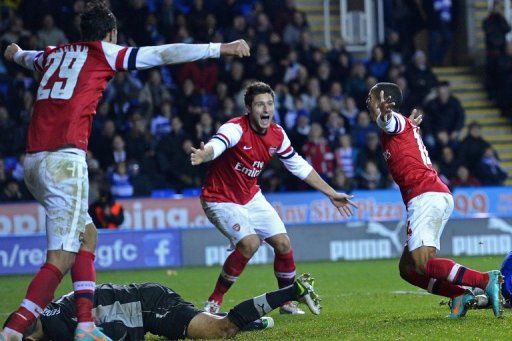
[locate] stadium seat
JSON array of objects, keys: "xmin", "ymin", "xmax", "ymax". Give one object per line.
[
  {"xmin": 182, "ymin": 187, "xmax": 201, "ymax": 197},
  {"xmin": 151, "ymin": 188, "xmax": 177, "ymax": 198}
]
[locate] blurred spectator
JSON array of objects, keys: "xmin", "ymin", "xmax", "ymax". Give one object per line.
[
  {"xmin": 366, "ymin": 45, "xmax": 389, "ymax": 81},
  {"xmin": 105, "ymin": 135, "xmax": 129, "ymax": 170},
  {"xmin": 351, "ymin": 111, "xmax": 379, "ymax": 149},
  {"xmin": 457, "ymin": 121, "xmax": 491, "ymax": 169},
  {"xmin": 223, "ymin": 15, "xmax": 249, "ymax": 42},
  {"xmin": 283, "ymin": 11, "xmax": 308, "ymax": 47},
  {"xmin": 450, "ymin": 165, "xmax": 481, "ymax": 187},
  {"xmin": 391, "ymin": 0, "xmax": 426, "ymax": 55},
  {"xmin": 340, "ymin": 97, "xmax": 359, "ymax": 127},
  {"xmin": 139, "ymin": 69, "xmax": 172, "ymax": 118},
  {"xmin": 37, "ymin": 14, "xmax": 68, "ymax": 48},
  {"xmin": 302, "ymin": 123, "xmax": 334, "ymax": 180},
  {"xmin": 496, "ymin": 42, "xmax": 512, "ymax": 118},
  {"xmin": 424, "ymin": 0, "xmax": 455, "ymax": 66},
  {"xmin": 328, "ymin": 82, "xmax": 345, "ymax": 112},
  {"xmin": 168, "ymin": 139, "xmax": 202, "ymax": 191},
  {"xmin": 0, "ymin": 106, "xmax": 15, "ymax": 156},
  {"xmin": 356, "ymin": 132, "xmax": 387, "ymax": 177},
  {"xmin": 310, "ymin": 95, "xmax": 331, "ymax": 124},
  {"xmin": 334, "ymin": 134, "xmax": 357, "ymax": 179},
  {"xmin": 438, "ymin": 146, "xmax": 458, "ymax": 179},
  {"xmin": 0, "ymin": 16, "xmax": 30, "ymax": 44},
  {"xmin": 423, "ymin": 81, "xmax": 465, "ymax": 141},
  {"xmin": 325, "ymin": 111, "xmax": 347, "ymax": 144},
  {"xmin": 483, "ymin": 0, "xmax": 511, "ymax": 100},
  {"xmin": 345, "ymin": 62, "xmax": 368, "ymax": 109},
  {"xmin": 89, "ymin": 190, "xmax": 125, "ymax": 229},
  {"xmin": 150, "ymin": 100, "xmax": 173, "ymax": 140},
  {"xmin": 396, "ymin": 76, "xmax": 415, "ymax": 116},
  {"xmin": 288, "ymin": 113, "xmax": 311, "ymax": 152},
  {"xmin": 0, "ymin": 178, "xmax": 24, "ymax": 202},
  {"xmin": 331, "ymin": 169, "xmax": 355, "ymax": 193},
  {"xmin": 357, "ymin": 160, "xmax": 386, "ymax": 190},
  {"xmin": 11, "ymin": 154, "xmax": 24, "ymax": 182},
  {"xmin": 110, "ymin": 162, "xmax": 134, "ymax": 198},
  {"xmin": 125, "ymin": 112, "xmax": 152, "ymax": 164},
  {"xmin": 195, "ymin": 112, "xmax": 215, "ymax": 144},
  {"xmin": 406, "ymin": 50, "xmax": 438, "ymax": 104},
  {"xmin": 474, "ymin": 147, "xmax": 508, "ymax": 185}
]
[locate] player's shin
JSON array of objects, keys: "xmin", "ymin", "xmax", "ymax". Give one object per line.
[
  {"xmin": 425, "ymin": 258, "xmax": 490, "ymax": 289},
  {"xmin": 209, "ymin": 249, "xmax": 249, "ymax": 304},
  {"xmin": 404, "ymin": 269, "xmax": 465, "ymax": 298},
  {"xmin": 71, "ymin": 250, "xmax": 96, "ymax": 329},
  {"xmin": 274, "ymin": 249, "xmax": 296, "ymax": 288},
  {"xmin": 227, "ymin": 285, "xmax": 297, "ymax": 329},
  {"xmin": 5, "ymin": 263, "xmax": 63, "ymax": 335}
]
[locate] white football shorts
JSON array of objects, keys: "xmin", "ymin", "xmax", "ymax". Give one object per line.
[
  {"xmin": 24, "ymin": 148, "xmax": 92, "ymax": 252},
  {"xmin": 406, "ymin": 192, "xmax": 453, "ymax": 251},
  {"xmin": 201, "ymin": 191, "xmax": 286, "ymax": 248}
]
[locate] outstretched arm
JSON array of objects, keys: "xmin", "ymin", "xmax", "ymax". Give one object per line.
[
  {"xmin": 190, "ymin": 122, "xmax": 243, "ymax": 166},
  {"xmin": 276, "ymin": 128, "xmax": 356, "ymax": 217},
  {"xmin": 104, "ymin": 39, "xmax": 250, "ymax": 71},
  {"xmin": 4, "ymin": 43, "xmax": 44, "ymax": 71},
  {"xmin": 303, "ymin": 169, "xmax": 356, "ymax": 218}
]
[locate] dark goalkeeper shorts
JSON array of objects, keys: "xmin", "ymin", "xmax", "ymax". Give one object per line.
[{"xmin": 139, "ymin": 283, "xmax": 203, "ymax": 340}]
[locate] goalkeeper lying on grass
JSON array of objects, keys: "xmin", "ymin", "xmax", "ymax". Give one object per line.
[{"xmin": 3, "ymin": 273, "xmax": 320, "ymax": 340}]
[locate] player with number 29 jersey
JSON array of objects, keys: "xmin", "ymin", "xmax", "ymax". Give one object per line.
[{"xmin": 26, "ymin": 41, "xmax": 221, "ymax": 152}]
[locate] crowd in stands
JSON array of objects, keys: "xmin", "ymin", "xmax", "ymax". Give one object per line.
[{"xmin": 0, "ymin": 0, "xmax": 508, "ymax": 203}]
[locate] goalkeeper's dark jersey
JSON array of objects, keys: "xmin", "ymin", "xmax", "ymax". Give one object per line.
[{"xmin": 40, "ymin": 282, "xmax": 202, "ymax": 341}]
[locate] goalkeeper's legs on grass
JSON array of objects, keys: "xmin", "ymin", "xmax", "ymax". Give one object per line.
[{"xmin": 189, "ymin": 274, "xmax": 320, "ymax": 339}]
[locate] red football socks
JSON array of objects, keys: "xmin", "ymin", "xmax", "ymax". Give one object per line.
[
  {"xmin": 71, "ymin": 250, "xmax": 96, "ymax": 323},
  {"xmin": 425, "ymin": 258, "xmax": 489, "ymax": 289},
  {"xmin": 209, "ymin": 249, "xmax": 249, "ymax": 304},
  {"xmin": 7, "ymin": 263, "xmax": 63, "ymax": 333},
  {"xmin": 274, "ymin": 249, "xmax": 296, "ymax": 288}
]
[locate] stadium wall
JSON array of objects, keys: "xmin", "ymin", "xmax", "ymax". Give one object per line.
[
  {"xmin": 1, "ymin": 216, "xmax": 512, "ymax": 275},
  {"xmin": 1, "ymin": 187, "xmax": 511, "ymax": 275}
]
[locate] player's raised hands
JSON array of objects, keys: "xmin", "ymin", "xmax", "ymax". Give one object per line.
[
  {"xmin": 378, "ymin": 90, "xmax": 395, "ymax": 121},
  {"xmin": 410, "ymin": 109, "xmax": 423, "ymax": 126},
  {"xmin": 4, "ymin": 43, "xmax": 21, "ymax": 62},
  {"xmin": 220, "ymin": 39, "xmax": 250, "ymax": 58},
  {"xmin": 328, "ymin": 192, "xmax": 357, "ymax": 218},
  {"xmin": 191, "ymin": 142, "xmax": 213, "ymax": 166}
]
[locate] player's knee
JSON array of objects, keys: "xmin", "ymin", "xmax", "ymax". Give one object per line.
[
  {"xmin": 272, "ymin": 238, "xmax": 291, "ymax": 254},
  {"xmin": 237, "ymin": 236, "xmax": 260, "ymax": 258},
  {"xmin": 81, "ymin": 223, "xmax": 98, "ymax": 252}
]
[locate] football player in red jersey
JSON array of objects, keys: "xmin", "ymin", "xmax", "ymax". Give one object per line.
[
  {"xmin": 366, "ymin": 82, "xmax": 503, "ymax": 318},
  {"xmin": 190, "ymin": 81, "xmax": 356, "ymax": 315},
  {"xmin": 1, "ymin": 1, "xmax": 249, "ymax": 340}
]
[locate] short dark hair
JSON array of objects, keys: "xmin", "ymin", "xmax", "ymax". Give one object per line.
[
  {"xmin": 244, "ymin": 81, "xmax": 275, "ymax": 107},
  {"xmin": 371, "ymin": 82, "xmax": 403, "ymax": 109},
  {"xmin": 80, "ymin": 0, "xmax": 117, "ymax": 41}
]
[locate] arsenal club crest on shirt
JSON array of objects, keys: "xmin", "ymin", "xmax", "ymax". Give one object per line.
[{"xmin": 269, "ymin": 147, "xmax": 277, "ymax": 155}]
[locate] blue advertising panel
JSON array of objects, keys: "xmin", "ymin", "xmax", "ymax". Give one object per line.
[{"xmin": 0, "ymin": 230, "xmax": 181, "ymax": 275}]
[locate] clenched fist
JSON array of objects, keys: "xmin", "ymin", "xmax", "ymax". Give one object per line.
[
  {"xmin": 220, "ymin": 39, "xmax": 250, "ymax": 58},
  {"xmin": 4, "ymin": 43, "xmax": 21, "ymax": 62}
]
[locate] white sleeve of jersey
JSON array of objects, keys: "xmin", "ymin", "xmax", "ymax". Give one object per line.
[
  {"xmin": 376, "ymin": 111, "xmax": 406, "ymax": 134},
  {"xmin": 276, "ymin": 127, "xmax": 313, "ymax": 180},
  {"xmin": 13, "ymin": 50, "xmax": 44, "ymax": 72},
  {"xmin": 101, "ymin": 41, "xmax": 221, "ymax": 71},
  {"xmin": 205, "ymin": 122, "xmax": 243, "ymax": 159}
]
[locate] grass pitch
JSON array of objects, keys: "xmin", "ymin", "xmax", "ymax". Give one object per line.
[{"xmin": 1, "ymin": 256, "xmax": 510, "ymax": 340}]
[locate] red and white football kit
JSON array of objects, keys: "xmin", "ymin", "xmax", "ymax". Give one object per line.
[
  {"xmin": 201, "ymin": 115, "xmax": 312, "ymax": 247},
  {"xmin": 377, "ymin": 111, "xmax": 452, "ymax": 251},
  {"xmin": 14, "ymin": 41, "xmax": 221, "ymax": 251}
]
